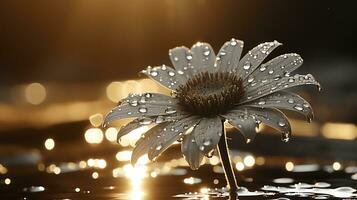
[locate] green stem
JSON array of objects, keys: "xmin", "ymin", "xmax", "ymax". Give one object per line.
[{"xmin": 217, "ymin": 126, "xmax": 238, "ymax": 198}]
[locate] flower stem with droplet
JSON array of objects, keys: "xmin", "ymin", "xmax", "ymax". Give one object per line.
[{"xmin": 217, "ymin": 124, "xmax": 238, "ymax": 197}]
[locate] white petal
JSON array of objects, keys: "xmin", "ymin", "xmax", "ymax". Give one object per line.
[
  {"xmin": 141, "ymin": 65, "xmax": 186, "ymax": 90},
  {"xmin": 104, "ymin": 101, "xmax": 181, "ymax": 125},
  {"xmin": 121, "ymin": 92, "xmax": 177, "ymax": 106},
  {"xmin": 243, "ymin": 53, "xmax": 303, "ymax": 88},
  {"xmin": 233, "ymin": 106, "xmax": 291, "ymax": 141},
  {"xmin": 236, "ymin": 41, "xmax": 282, "ymax": 80},
  {"xmin": 193, "ymin": 117, "xmax": 223, "ymax": 154},
  {"xmin": 117, "ymin": 115, "xmax": 181, "ymax": 140},
  {"xmin": 169, "ymin": 46, "xmax": 195, "ymax": 79},
  {"xmin": 131, "ymin": 122, "xmax": 170, "ymax": 165},
  {"xmin": 181, "ymin": 132, "xmax": 204, "ymax": 170},
  {"xmin": 190, "ymin": 42, "xmax": 216, "ymax": 74},
  {"xmin": 215, "ymin": 38, "xmax": 244, "ymax": 72},
  {"xmin": 221, "ymin": 111, "xmax": 258, "ymax": 142},
  {"xmin": 148, "ymin": 116, "xmax": 200, "ymax": 161},
  {"xmin": 242, "ymin": 74, "xmax": 320, "ymax": 103},
  {"xmin": 244, "ymin": 91, "xmax": 314, "ymax": 122}
]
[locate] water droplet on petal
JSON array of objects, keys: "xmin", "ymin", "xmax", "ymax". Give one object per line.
[
  {"xmin": 203, "ymin": 139, "xmax": 211, "ymax": 146},
  {"xmin": 278, "ymin": 121, "xmax": 286, "ymax": 127},
  {"xmin": 173, "ymin": 56, "xmax": 179, "ymax": 62},
  {"xmin": 130, "ymin": 100, "xmax": 138, "ymax": 107},
  {"xmin": 139, "ymin": 118, "xmax": 152, "ymax": 125},
  {"xmin": 177, "ymin": 70, "xmax": 184, "ymax": 75},
  {"xmin": 139, "ymin": 107, "xmax": 147, "ymax": 113},
  {"xmin": 149, "ymin": 70, "xmax": 158, "ymax": 77},
  {"xmin": 243, "ymin": 62, "xmax": 251, "ymax": 70},
  {"xmin": 294, "ymin": 105, "xmax": 303, "ymax": 111},
  {"xmin": 186, "ymin": 54, "xmax": 193, "ymax": 60},
  {"xmin": 168, "ymin": 71, "xmax": 175, "ymax": 77},
  {"xmin": 156, "ymin": 144, "xmax": 162, "ymax": 151},
  {"xmin": 287, "ymin": 99, "xmax": 294, "ymax": 104},
  {"xmin": 199, "ymin": 146, "xmax": 205, "ymax": 151},
  {"xmin": 155, "ymin": 116, "xmax": 164, "ymax": 123},
  {"xmin": 258, "ymin": 100, "xmax": 266, "ymax": 105},
  {"xmin": 165, "ymin": 107, "xmax": 177, "ymax": 114},
  {"xmin": 203, "ymin": 49, "xmax": 210, "ymax": 56},
  {"xmin": 259, "ymin": 66, "xmax": 266, "ymax": 71},
  {"xmin": 230, "ymin": 39, "xmax": 237, "ymax": 46}
]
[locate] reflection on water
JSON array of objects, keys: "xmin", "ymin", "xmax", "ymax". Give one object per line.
[{"xmin": 0, "ymin": 117, "xmax": 356, "ymax": 199}]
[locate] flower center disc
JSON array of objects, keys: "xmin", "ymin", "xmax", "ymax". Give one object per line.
[{"xmin": 176, "ymin": 72, "xmax": 244, "ymax": 116}]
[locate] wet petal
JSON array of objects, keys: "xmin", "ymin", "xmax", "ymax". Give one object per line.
[
  {"xmin": 104, "ymin": 101, "xmax": 181, "ymax": 125},
  {"xmin": 122, "ymin": 92, "xmax": 177, "ymax": 106},
  {"xmin": 242, "ymin": 74, "xmax": 320, "ymax": 103},
  {"xmin": 243, "ymin": 53, "xmax": 303, "ymax": 88},
  {"xmin": 215, "ymin": 38, "xmax": 244, "ymax": 72},
  {"xmin": 181, "ymin": 132, "xmax": 204, "ymax": 170},
  {"xmin": 169, "ymin": 46, "xmax": 195, "ymax": 79},
  {"xmin": 141, "ymin": 65, "xmax": 186, "ymax": 90},
  {"xmin": 221, "ymin": 111, "xmax": 258, "ymax": 143},
  {"xmin": 148, "ymin": 116, "xmax": 200, "ymax": 161},
  {"xmin": 193, "ymin": 117, "xmax": 223, "ymax": 154},
  {"xmin": 236, "ymin": 41, "xmax": 282, "ymax": 80},
  {"xmin": 233, "ymin": 106, "xmax": 291, "ymax": 142},
  {"xmin": 190, "ymin": 42, "xmax": 216, "ymax": 74},
  {"xmin": 117, "ymin": 115, "xmax": 181, "ymax": 140},
  {"xmin": 244, "ymin": 91, "xmax": 314, "ymax": 122},
  {"xmin": 131, "ymin": 122, "xmax": 170, "ymax": 165}
]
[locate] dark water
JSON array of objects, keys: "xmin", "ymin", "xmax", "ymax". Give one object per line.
[{"xmin": 1, "ymin": 146, "xmax": 356, "ymax": 200}]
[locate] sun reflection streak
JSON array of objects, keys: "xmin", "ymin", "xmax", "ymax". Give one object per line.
[{"xmin": 123, "ymin": 163, "xmax": 147, "ymax": 200}]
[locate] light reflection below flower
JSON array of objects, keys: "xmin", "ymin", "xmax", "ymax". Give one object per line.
[{"xmin": 123, "ymin": 164, "xmax": 147, "ymax": 200}]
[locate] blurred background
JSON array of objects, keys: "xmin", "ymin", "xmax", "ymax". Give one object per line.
[{"xmin": 0, "ymin": 0, "xmax": 356, "ymax": 199}]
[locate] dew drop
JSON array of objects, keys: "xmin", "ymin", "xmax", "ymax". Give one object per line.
[
  {"xmin": 156, "ymin": 144, "xmax": 162, "ymax": 151},
  {"xmin": 186, "ymin": 54, "xmax": 193, "ymax": 60},
  {"xmin": 258, "ymin": 100, "xmax": 266, "ymax": 105},
  {"xmin": 139, "ymin": 118, "xmax": 152, "ymax": 125},
  {"xmin": 165, "ymin": 107, "xmax": 177, "ymax": 114},
  {"xmin": 294, "ymin": 105, "xmax": 303, "ymax": 111},
  {"xmin": 268, "ymin": 70, "xmax": 274, "ymax": 74},
  {"xmin": 155, "ymin": 116, "xmax": 164, "ymax": 124},
  {"xmin": 278, "ymin": 121, "xmax": 286, "ymax": 127},
  {"xmin": 287, "ymin": 98, "xmax": 294, "ymax": 104},
  {"xmin": 130, "ymin": 100, "xmax": 138, "ymax": 107},
  {"xmin": 145, "ymin": 93, "xmax": 152, "ymax": 98},
  {"xmin": 138, "ymin": 107, "xmax": 147, "ymax": 113},
  {"xmin": 203, "ymin": 49, "xmax": 210, "ymax": 56},
  {"xmin": 168, "ymin": 71, "xmax": 175, "ymax": 77},
  {"xmin": 243, "ymin": 62, "xmax": 251, "ymax": 70},
  {"xmin": 177, "ymin": 70, "xmax": 184, "ymax": 75},
  {"xmin": 150, "ymin": 71, "xmax": 158, "ymax": 77},
  {"xmin": 203, "ymin": 139, "xmax": 211, "ymax": 146},
  {"xmin": 173, "ymin": 56, "xmax": 179, "ymax": 62},
  {"xmin": 199, "ymin": 146, "xmax": 205, "ymax": 151},
  {"xmin": 247, "ymin": 77, "xmax": 254, "ymax": 83},
  {"xmin": 230, "ymin": 39, "xmax": 237, "ymax": 46},
  {"xmin": 259, "ymin": 66, "xmax": 266, "ymax": 71}
]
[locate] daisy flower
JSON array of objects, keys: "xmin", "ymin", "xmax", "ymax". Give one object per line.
[{"xmin": 104, "ymin": 38, "xmax": 320, "ymax": 193}]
